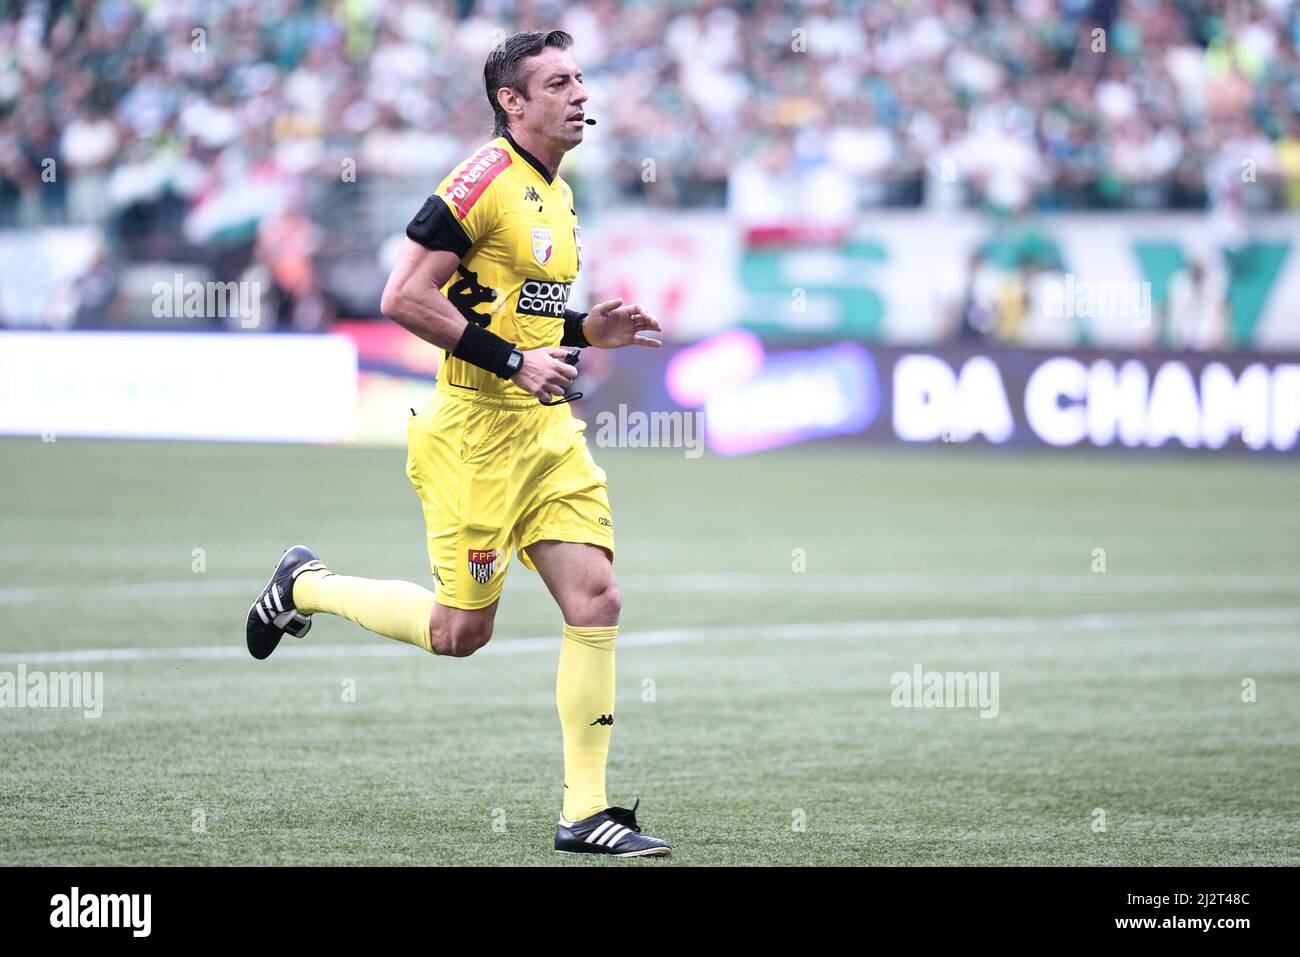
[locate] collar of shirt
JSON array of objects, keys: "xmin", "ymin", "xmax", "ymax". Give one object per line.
[{"xmin": 503, "ymin": 130, "xmax": 555, "ymax": 186}]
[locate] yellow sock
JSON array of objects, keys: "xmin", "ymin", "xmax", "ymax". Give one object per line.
[
  {"xmin": 292, "ymin": 570, "xmax": 435, "ymax": 653},
  {"xmin": 557, "ymin": 623, "xmax": 618, "ymax": 822}
]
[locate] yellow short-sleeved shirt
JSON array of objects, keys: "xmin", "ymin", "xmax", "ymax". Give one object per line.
[{"xmin": 406, "ymin": 132, "xmax": 583, "ymax": 397}]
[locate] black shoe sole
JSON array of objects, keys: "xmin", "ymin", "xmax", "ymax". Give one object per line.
[{"xmin": 554, "ymin": 847, "xmax": 671, "ymax": 858}]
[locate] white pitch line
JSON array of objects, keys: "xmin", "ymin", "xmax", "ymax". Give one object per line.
[
  {"xmin": 2, "ymin": 606, "xmax": 1297, "ymax": 666},
  {"xmin": 0, "ymin": 579, "xmax": 265, "ymax": 603},
  {"xmin": 617, "ymin": 572, "xmax": 1300, "ymax": 595},
  {"xmin": 3, "ymin": 572, "xmax": 1299, "ymax": 604}
]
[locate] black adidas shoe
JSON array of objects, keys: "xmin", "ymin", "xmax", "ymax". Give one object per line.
[
  {"xmin": 245, "ymin": 545, "xmax": 329, "ymax": 660},
  {"xmin": 555, "ymin": 798, "xmax": 671, "ymax": 858}
]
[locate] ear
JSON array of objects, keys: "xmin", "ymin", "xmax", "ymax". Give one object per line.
[{"xmin": 497, "ymin": 86, "xmax": 524, "ymax": 123}]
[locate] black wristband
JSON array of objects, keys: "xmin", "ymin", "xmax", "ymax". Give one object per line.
[
  {"xmin": 561, "ymin": 310, "xmax": 590, "ymax": 348},
  {"xmin": 452, "ymin": 321, "xmax": 517, "ymax": 379}
]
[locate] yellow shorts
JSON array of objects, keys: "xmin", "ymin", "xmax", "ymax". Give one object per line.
[{"xmin": 405, "ymin": 383, "xmax": 615, "ymax": 610}]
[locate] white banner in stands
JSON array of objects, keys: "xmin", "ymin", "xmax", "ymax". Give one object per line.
[{"xmin": 0, "ymin": 332, "xmax": 357, "ymax": 443}]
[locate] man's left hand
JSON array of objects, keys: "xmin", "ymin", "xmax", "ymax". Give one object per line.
[{"xmin": 583, "ymin": 298, "xmax": 662, "ymax": 349}]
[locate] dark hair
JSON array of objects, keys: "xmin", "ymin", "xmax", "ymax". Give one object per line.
[{"xmin": 484, "ymin": 30, "xmax": 574, "ymax": 137}]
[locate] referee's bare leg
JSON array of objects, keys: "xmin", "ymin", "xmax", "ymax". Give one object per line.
[
  {"xmin": 524, "ymin": 541, "xmax": 620, "ymax": 626},
  {"xmin": 427, "ymin": 600, "xmax": 500, "ymax": 658}
]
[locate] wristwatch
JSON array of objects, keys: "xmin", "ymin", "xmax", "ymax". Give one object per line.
[{"xmin": 505, "ymin": 349, "xmax": 524, "ymax": 376}]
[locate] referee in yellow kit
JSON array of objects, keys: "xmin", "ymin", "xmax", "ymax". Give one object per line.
[{"xmin": 244, "ymin": 30, "xmax": 669, "ymax": 857}]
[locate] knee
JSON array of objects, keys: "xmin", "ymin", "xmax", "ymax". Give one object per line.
[
  {"xmin": 441, "ymin": 622, "xmax": 493, "ymax": 657},
  {"xmin": 569, "ymin": 577, "xmax": 621, "ymax": 628},
  {"xmin": 428, "ymin": 613, "xmax": 493, "ymax": 657},
  {"xmin": 598, "ymin": 581, "xmax": 623, "ymax": 624}
]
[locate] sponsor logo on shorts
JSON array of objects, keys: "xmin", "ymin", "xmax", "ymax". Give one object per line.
[
  {"xmin": 598, "ymin": 516, "xmax": 613, "ymax": 528},
  {"xmin": 467, "ymin": 548, "xmax": 499, "ymax": 585},
  {"xmin": 517, "ymin": 279, "xmax": 571, "ymax": 317}
]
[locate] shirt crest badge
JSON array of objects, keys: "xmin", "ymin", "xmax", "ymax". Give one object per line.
[{"xmin": 531, "ymin": 227, "xmax": 553, "ymax": 266}]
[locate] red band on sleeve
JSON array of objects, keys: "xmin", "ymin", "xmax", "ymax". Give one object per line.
[{"xmin": 443, "ymin": 146, "xmax": 512, "ymax": 219}]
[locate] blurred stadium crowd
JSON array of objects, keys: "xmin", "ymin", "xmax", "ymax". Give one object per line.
[{"xmin": 0, "ymin": 0, "xmax": 1297, "ymax": 336}]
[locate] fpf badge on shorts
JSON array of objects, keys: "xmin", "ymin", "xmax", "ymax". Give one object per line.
[{"xmin": 468, "ymin": 548, "xmax": 499, "ymax": 584}]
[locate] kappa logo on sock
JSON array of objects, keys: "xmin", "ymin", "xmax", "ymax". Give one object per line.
[
  {"xmin": 467, "ymin": 548, "xmax": 498, "ymax": 585},
  {"xmin": 589, "ymin": 714, "xmax": 613, "ymax": 727}
]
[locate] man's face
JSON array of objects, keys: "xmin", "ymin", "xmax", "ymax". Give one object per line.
[{"xmin": 511, "ymin": 47, "xmax": 588, "ymax": 151}]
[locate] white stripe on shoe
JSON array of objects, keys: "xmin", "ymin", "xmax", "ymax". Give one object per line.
[
  {"xmin": 588, "ymin": 821, "xmax": 616, "ymax": 844},
  {"xmin": 602, "ymin": 826, "xmax": 629, "ymax": 848}
]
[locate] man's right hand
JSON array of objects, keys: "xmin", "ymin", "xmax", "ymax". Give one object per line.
[{"xmin": 512, "ymin": 348, "xmax": 579, "ymax": 401}]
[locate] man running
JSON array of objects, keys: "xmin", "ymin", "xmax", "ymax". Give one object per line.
[{"xmin": 245, "ymin": 30, "xmax": 669, "ymax": 857}]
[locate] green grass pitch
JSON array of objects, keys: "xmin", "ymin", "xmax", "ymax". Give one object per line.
[{"xmin": 2, "ymin": 436, "xmax": 1298, "ymax": 865}]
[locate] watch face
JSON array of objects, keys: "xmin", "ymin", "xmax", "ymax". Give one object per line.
[{"xmin": 508, "ymin": 351, "xmax": 523, "ymax": 372}]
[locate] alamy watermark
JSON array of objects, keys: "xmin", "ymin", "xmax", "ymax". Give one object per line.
[
  {"xmin": 1042, "ymin": 274, "xmax": 1152, "ymax": 328},
  {"xmin": 890, "ymin": 664, "xmax": 999, "ymax": 719},
  {"xmin": 1, "ymin": 665, "xmax": 103, "ymax": 718},
  {"xmin": 593, "ymin": 404, "xmax": 704, "ymax": 458},
  {"xmin": 152, "ymin": 273, "xmax": 260, "ymax": 328},
  {"xmin": 50, "ymin": 887, "xmax": 150, "ymax": 937}
]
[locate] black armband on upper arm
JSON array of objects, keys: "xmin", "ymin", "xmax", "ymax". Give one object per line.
[
  {"xmin": 406, "ymin": 194, "xmax": 471, "ymax": 258},
  {"xmin": 561, "ymin": 309, "xmax": 590, "ymax": 348}
]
